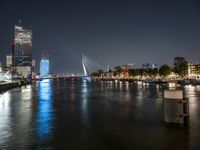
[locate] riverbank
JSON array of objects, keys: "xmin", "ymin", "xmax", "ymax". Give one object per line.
[
  {"xmin": 92, "ymin": 78, "xmax": 200, "ymax": 85},
  {"xmin": 0, "ymin": 80, "xmax": 32, "ymax": 94}
]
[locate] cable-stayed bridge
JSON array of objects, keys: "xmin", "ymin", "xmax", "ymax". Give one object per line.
[
  {"xmin": 82, "ymin": 54, "xmax": 105, "ymax": 81},
  {"xmin": 32, "ymin": 54, "xmax": 105, "ymax": 81}
]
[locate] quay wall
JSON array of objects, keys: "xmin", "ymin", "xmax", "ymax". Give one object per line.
[{"xmin": 0, "ymin": 81, "xmax": 31, "ymax": 93}]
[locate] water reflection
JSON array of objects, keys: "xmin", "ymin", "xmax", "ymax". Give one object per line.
[
  {"xmin": 184, "ymin": 85, "xmax": 200, "ymax": 122},
  {"xmin": 17, "ymin": 85, "xmax": 33, "ymax": 147},
  {"xmin": 81, "ymin": 81, "xmax": 89, "ymax": 125},
  {"xmin": 0, "ymin": 86, "xmax": 34, "ymax": 149},
  {"xmin": 21, "ymin": 85, "xmax": 32, "ymax": 100},
  {"xmin": 0, "ymin": 80, "xmax": 199, "ymax": 149},
  {"xmin": 69, "ymin": 80, "xmax": 76, "ymax": 111},
  {"xmin": 0, "ymin": 92, "xmax": 11, "ymax": 145},
  {"xmin": 37, "ymin": 79, "xmax": 54, "ymax": 142},
  {"xmin": 69, "ymin": 80, "xmax": 75, "ymax": 100},
  {"xmin": 119, "ymin": 81, "xmax": 131, "ymax": 103}
]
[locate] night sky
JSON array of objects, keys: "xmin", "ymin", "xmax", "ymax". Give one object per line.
[{"xmin": 0, "ymin": 0, "xmax": 200, "ymax": 73}]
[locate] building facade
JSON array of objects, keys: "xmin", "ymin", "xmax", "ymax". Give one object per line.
[
  {"xmin": 188, "ymin": 62, "xmax": 200, "ymax": 79},
  {"xmin": 13, "ymin": 26, "xmax": 32, "ymax": 78},
  {"xmin": 6, "ymin": 55, "xmax": 12, "ymax": 67},
  {"xmin": 40, "ymin": 54, "xmax": 50, "ymax": 78},
  {"xmin": 121, "ymin": 64, "xmax": 134, "ymax": 71}
]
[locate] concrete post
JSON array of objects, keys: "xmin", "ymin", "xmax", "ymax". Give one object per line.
[{"xmin": 164, "ymin": 90, "xmax": 189, "ymax": 127}]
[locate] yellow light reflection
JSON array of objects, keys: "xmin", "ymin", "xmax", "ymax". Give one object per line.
[
  {"xmin": 21, "ymin": 85, "xmax": 32, "ymax": 100},
  {"xmin": 184, "ymin": 85, "xmax": 199, "ymax": 122},
  {"xmin": 0, "ymin": 92, "xmax": 11, "ymax": 144}
]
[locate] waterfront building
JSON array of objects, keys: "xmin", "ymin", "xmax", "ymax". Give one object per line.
[
  {"xmin": 167, "ymin": 72, "xmax": 179, "ymax": 80},
  {"xmin": 40, "ymin": 53, "xmax": 50, "ymax": 78},
  {"xmin": 142, "ymin": 63, "xmax": 150, "ymax": 70},
  {"xmin": 6, "ymin": 55, "xmax": 12, "ymax": 67},
  {"xmin": 13, "ymin": 25, "xmax": 32, "ymax": 78},
  {"xmin": 188, "ymin": 62, "xmax": 196, "ymax": 78},
  {"xmin": 121, "ymin": 64, "xmax": 134, "ymax": 71}
]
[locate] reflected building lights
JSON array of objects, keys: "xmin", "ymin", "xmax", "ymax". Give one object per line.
[
  {"xmin": 196, "ymin": 85, "xmax": 200, "ymax": 91},
  {"xmin": 37, "ymin": 79, "xmax": 54, "ymax": 140},
  {"xmin": 114, "ymin": 80, "xmax": 118, "ymax": 84},
  {"xmin": 81, "ymin": 81, "xmax": 89, "ymax": 125},
  {"xmin": 21, "ymin": 85, "xmax": 32, "ymax": 100},
  {"xmin": 156, "ymin": 84, "xmax": 160, "ymax": 90},
  {"xmin": 125, "ymin": 81, "xmax": 129, "ymax": 91},
  {"xmin": 100, "ymin": 81, "xmax": 104, "ymax": 91},
  {"xmin": 123, "ymin": 82, "xmax": 131, "ymax": 101},
  {"xmin": 16, "ymin": 84, "xmax": 33, "ymax": 149},
  {"xmin": 0, "ymin": 92, "xmax": 11, "ymax": 145},
  {"xmin": 119, "ymin": 81, "xmax": 123, "ymax": 90},
  {"xmin": 136, "ymin": 82, "xmax": 145, "ymax": 107},
  {"xmin": 69, "ymin": 81, "xmax": 75, "ymax": 100},
  {"xmin": 184, "ymin": 85, "xmax": 199, "ymax": 122},
  {"xmin": 137, "ymin": 81, "xmax": 143, "ymax": 89}
]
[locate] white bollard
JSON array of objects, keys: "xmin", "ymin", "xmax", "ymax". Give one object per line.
[{"xmin": 164, "ymin": 90, "xmax": 189, "ymax": 127}]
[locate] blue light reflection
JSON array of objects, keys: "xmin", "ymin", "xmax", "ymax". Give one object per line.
[{"xmin": 36, "ymin": 79, "xmax": 54, "ymax": 141}]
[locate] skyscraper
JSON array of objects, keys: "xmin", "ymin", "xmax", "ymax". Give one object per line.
[
  {"xmin": 13, "ymin": 25, "xmax": 32, "ymax": 78},
  {"xmin": 40, "ymin": 53, "xmax": 50, "ymax": 78}
]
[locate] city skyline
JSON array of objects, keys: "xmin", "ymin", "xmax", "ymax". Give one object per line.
[{"xmin": 0, "ymin": 0, "xmax": 200, "ymax": 73}]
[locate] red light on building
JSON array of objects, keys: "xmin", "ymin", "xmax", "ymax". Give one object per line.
[
  {"xmin": 123, "ymin": 71, "xmax": 129, "ymax": 77},
  {"xmin": 29, "ymin": 42, "xmax": 32, "ymax": 48}
]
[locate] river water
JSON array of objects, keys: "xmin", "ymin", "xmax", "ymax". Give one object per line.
[{"xmin": 0, "ymin": 79, "xmax": 200, "ymax": 150}]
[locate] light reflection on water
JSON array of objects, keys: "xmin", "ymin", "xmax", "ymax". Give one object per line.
[
  {"xmin": 0, "ymin": 80, "xmax": 199, "ymax": 149},
  {"xmin": 17, "ymin": 85, "xmax": 33, "ymax": 147},
  {"xmin": 184, "ymin": 85, "xmax": 200, "ymax": 122},
  {"xmin": 21, "ymin": 85, "xmax": 32, "ymax": 100},
  {"xmin": 81, "ymin": 81, "xmax": 89, "ymax": 125},
  {"xmin": 0, "ymin": 85, "xmax": 34, "ymax": 149},
  {"xmin": 0, "ymin": 92, "xmax": 11, "ymax": 145},
  {"xmin": 37, "ymin": 79, "xmax": 54, "ymax": 142}
]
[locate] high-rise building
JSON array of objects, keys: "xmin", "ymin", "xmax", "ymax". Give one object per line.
[
  {"xmin": 6, "ymin": 55, "xmax": 12, "ymax": 67},
  {"xmin": 40, "ymin": 53, "xmax": 50, "ymax": 78},
  {"xmin": 13, "ymin": 25, "xmax": 32, "ymax": 78}
]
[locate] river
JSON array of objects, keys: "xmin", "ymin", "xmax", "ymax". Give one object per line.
[{"xmin": 0, "ymin": 79, "xmax": 200, "ymax": 149}]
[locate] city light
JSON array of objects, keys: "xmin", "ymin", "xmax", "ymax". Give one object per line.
[
  {"xmin": 40, "ymin": 59, "xmax": 50, "ymax": 78},
  {"xmin": 37, "ymin": 79, "xmax": 53, "ymax": 139}
]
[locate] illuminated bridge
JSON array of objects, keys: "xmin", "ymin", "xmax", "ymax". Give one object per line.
[{"xmin": 81, "ymin": 54, "xmax": 105, "ymax": 81}]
